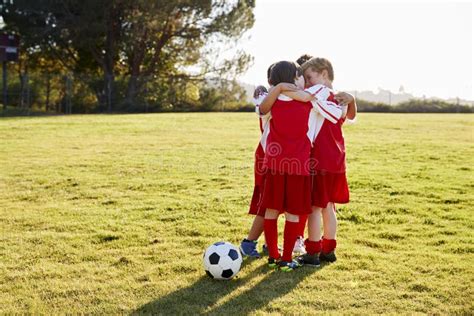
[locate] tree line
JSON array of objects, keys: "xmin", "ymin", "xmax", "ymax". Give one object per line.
[
  {"xmin": 2, "ymin": 0, "xmax": 255, "ymax": 114},
  {"xmin": 2, "ymin": 1, "xmax": 471, "ymax": 115},
  {"xmin": 356, "ymin": 99, "xmax": 473, "ymax": 113}
]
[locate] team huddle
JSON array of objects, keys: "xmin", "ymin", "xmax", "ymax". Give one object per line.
[{"xmin": 240, "ymin": 54, "xmax": 357, "ymax": 271}]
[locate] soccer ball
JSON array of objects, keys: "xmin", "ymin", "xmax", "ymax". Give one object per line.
[{"xmin": 203, "ymin": 241, "xmax": 242, "ymax": 280}]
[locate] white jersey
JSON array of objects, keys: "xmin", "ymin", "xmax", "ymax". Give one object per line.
[
  {"xmin": 305, "ymin": 84, "xmax": 346, "ymax": 142},
  {"xmin": 253, "ymin": 92, "xmax": 271, "ymax": 150}
]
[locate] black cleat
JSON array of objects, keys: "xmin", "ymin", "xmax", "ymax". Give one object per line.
[
  {"xmin": 296, "ymin": 253, "xmax": 320, "ymax": 267},
  {"xmin": 319, "ymin": 251, "xmax": 337, "ymax": 262}
]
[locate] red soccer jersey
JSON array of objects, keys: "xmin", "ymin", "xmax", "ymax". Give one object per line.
[
  {"xmin": 264, "ymin": 97, "xmax": 313, "ymax": 176},
  {"xmin": 312, "ymin": 93, "xmax": 346, "ymax": 173}
]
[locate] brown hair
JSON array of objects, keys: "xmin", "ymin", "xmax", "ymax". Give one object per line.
[
  {"xmin": 269, "ymin": 61, "xmax": 300, "ymax": 86},
  {"xmin": 296, "ymin": 54, "xmax": 313, "ymax": 66},
  {"xmin": 302, "ymin": 57, "xmax": 334, "ymax": 81}
]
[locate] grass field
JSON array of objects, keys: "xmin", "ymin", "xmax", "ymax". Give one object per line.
[{"xmin": 0, "ymin": 113, "xmax": 473, "ymax": 314}]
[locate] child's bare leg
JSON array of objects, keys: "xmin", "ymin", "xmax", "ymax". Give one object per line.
[
  {"xmin": 264, "ymin": 208, "xmax": 279, "ymax": 220},
  {"xmin": 321, "ymin": 202, "xmax": 337, "ymax": 258},
  {"xmin": 264, "ymin": 209, "xmax": 280, "ymax": 259},
  {"xmin": 285, "ymin": 212, "xmax": 299, "ymax": 223},
  {"xmin": 247, "ymin": 215, "xmax": 264, "ymax": 241},
  {"xmin": 305, "ymin": 206, "xmax": 323, "ymax": 256},
  {"xmin": 308, "ymin": 206, "xmax": 322, "ymax": 241},
  {"xmin": 322, "ymin": 202, "xmax": 337, "ymax": 240}
]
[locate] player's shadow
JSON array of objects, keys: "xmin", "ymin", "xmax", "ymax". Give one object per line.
[{"xmin": 133, "ymin": 261, "xmax": 327, "ymax": 315}]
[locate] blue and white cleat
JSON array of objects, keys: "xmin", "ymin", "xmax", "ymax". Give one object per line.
[
  {"xmin": 240, "ymin": 239, "xmax": 262, "ymax": 258},
  {"xmin": 293, "ymin": 236, "xmax": 307, "ymax": 255},
  {"xmin": 279, "ymin": 259, "xmax": 302, "ymax": 272}
]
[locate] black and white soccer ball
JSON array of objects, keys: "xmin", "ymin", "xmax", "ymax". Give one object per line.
[{"xmin": 203, "ymin": 241, "xmax": 242, "ymax": 280}]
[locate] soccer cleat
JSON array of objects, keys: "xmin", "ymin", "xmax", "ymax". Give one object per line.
[
  {"xmin": 296, "ymin": 253, "xmax": 321, "ymax": 267},
  {"xmin": 293, "ymin": 236, "xmax": 306, "ymax": 255},
  {"xmin": 278, "ymin": 259, "xmax": 302, "ymax": 272},
  {"xmin": 319, "ymin": 251, "xmax": 337, "ymax": 262},
  {"xmin": 239, "ymin": 239, "xmax": 261, "ymax": 258},
  {"xmin": 267, "ymin": 257, "xmax": 280, "ymax": 269}
]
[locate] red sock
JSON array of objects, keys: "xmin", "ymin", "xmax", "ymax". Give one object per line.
[
  {"xmin": 264, "ymin": 219, "xmax": 280, "ymax": 259},
  {"xmin": 304, "ymin": 239, "xmax": 322, "ymax": 255},
  {"xmin": 322, "ymin": 238, "xmax": 337, "ymax": 253},
  {"xmin": 282, "ymin": 220, "xmax": 299, "ymax": 262},
  {"xmin": 297, "ymin": 214, "xmax": 308, "ymax": 237}
]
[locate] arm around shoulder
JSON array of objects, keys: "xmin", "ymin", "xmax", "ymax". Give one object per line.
[
  {"xmin": 346, "ymin": 99, "xmax": 357, "ymax": 120},
  {"xmin": 283, "ymin": 90, "xmax": 314, "ymax": 102},
  {"xmin": 259, "ymin": 85, "xmax": 282, "ymax": 114}
]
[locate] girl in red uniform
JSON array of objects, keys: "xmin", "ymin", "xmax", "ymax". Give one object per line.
[
  {"xmin": 299, "ymin": 57, "xmax": 357, "ymax": 265},
  {"xmin": 259, "ymin": 61, "xmax": 314, "ymax": 271},
  {"xmin": 241, "ymin": 58, "xmax": 313, "ymax": 258},
  {"xmin": 240, "ymin": 65, "xmax": 273, "ymax": 258}
]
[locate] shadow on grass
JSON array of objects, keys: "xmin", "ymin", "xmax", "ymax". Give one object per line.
[{"xmin": 133, "ymin": 260, "xmax": 326, "ymax": 315}]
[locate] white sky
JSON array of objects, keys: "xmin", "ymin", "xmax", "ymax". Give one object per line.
[{"xmin": 237, "ymin": 0, "xmax": 473, "ymax": 100}]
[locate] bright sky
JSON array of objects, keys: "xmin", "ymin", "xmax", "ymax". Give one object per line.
[{"xmin": 237, "ymin": 0, "xmax": 473, "ymax": 100}]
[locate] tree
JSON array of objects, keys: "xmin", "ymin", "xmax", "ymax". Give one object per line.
[{"xmin": 3, "ymin": 0, "xmax": 255, "ymax": 112}]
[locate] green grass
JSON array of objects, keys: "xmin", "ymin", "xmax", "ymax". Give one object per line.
[{"xmin": 0, "ymin": 113, "xmax": 473, "ymax": 314}]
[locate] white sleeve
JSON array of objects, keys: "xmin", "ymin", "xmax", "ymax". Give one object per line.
[
  {"xmin": 253, "ymin": 92, "xmax": 271, "ymax": 119},
  {"xmin": 305, "ymin": 84, "xmax": 330, "ymax": 100},
  {"xmin": 305, "ymin": 85, "xmax": 342, "ymax": 124},
  {"xmin": 252, "ymin": 93, "xmax": 267, "ymax": 106}
]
